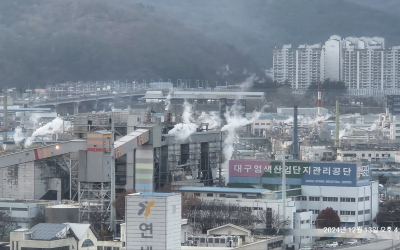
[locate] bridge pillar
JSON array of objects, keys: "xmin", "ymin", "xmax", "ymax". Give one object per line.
[
  {"xmin": 93, "ymin": 100, "xmax": 98, "ymax": 110},
  {"xmin": 74, "ymin": 102, "xmax": 80, "ymax": 115}
]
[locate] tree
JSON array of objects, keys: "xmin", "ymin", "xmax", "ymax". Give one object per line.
[
  {"xmin": 181, "ymin": 196, "xmax": 257, "ymax": 233},
  {"xmin": 378, "ymin": 174, "xmax": 388, "ymax": 186},
  {"xmin": 0, "ymin": 211, "xmax": 17, "ymax": 239},
  {"xmin": 113, "ymin": 189, "xmax": 136, "ymax": 220},
  {"xmin": 257, "ymin": 209, "xmax": 291, "ymax": 234},
  {"xmin": 375, "ymin": 200, "xmax": 400, "ymax": 228},
  {"xmin": 315, "ymin": 207, "xmax": 340, "ymax": 228}
]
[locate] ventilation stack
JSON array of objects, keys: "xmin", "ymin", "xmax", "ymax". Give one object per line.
[
  {"xmin": 334, "ymin": 100, "xmax": 340, "ymax": 147},
  {"xmin": 292, "ymin": 106, "xmax": 298, "ymax": 160}
]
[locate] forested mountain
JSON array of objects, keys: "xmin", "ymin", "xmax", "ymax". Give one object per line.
[
  {"xmin": 0, "ymin": 0, "xmax": 262, "ymax": 89},
  {"xmin": 346, "ymin": 0, "xmax": 400, "ymax": 16},
  {"xmin": 135, "ymin": 0, "xmax": 400, "ymax": 69}
]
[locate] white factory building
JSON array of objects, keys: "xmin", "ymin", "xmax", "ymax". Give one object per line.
[
  {"xmin": 298, "ymin": 183, "xmax": 379, "ymax": 228},
  {"xmin": 273, "ymin": 35, "xmax": 400, "ymax": 91}
]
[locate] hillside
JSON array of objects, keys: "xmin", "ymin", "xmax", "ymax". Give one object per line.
[
  {"xmin": 0, "ymin": 0, "xmax": 263, "ymax": 89},
  {"xmin": 346, "ymin": 0, "xmax": 400, "ymax": 16},
  {"xmin": 135, "ymin": 0, "xmax": 400, "ymax": 68}
]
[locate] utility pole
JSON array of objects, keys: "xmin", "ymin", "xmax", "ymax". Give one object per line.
[
  {"xmin": 282, "ymin": 149, "xmax": 286, "ymax": 225},
  {"xmin": 3, "ymin": 87, "xmax": 7, "ymax": 142},
  {"xmin": 110, "ymin": 117, "xmax": 116, "ymax": 234}
]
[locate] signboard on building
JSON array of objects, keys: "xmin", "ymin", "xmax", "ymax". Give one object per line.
[
  {"xmin": 126, "ymin": 193, "xmax": 181, "ymax": 250},
  {"xmin": 229, "ymin": 160, "xmax": 370, "ymax": 187}
]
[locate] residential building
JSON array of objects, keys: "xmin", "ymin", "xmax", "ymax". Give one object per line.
[
  {"xmin": 273, "ymin": 35, "xmax": 400, "ymax": 90},
  {"xmin": 273, "ymin": 44, "xmax": 323, "ymax": 89}
]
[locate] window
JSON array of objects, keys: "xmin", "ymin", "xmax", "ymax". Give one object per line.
[
  {"xmin": 206, "ymin": 193, "xmax": 213, "ymax": 197},
  {"xmin": 82, "ymin": 239, "xmax": 95, "ymax": 247},
  {"xmin": 98, "ymin": 247, "xmax": 103, "ymax": 250},
  {"xmin": 358, "ymin": 197, "xmax": 364, "ymax": 202},
  {"xmin": 309, "ymin": 196, "xmax": 320, "ymax": 201},
  {"xmin": 323, "ymin": 197, "xmax": 338, "ymax": 202},
  {"xmin": 365, "ymin": 220, "xmax": 370, "ymax": 225},
  {"xmin": 11, "ymin": 207, "xmax": 28, "ymax": 211},
  {"xmin": 376, "ymin": 154, "xmax": 379, "ymax": 157},
  {"xmin": 310, "ymin": 209, "xmax": 320, "ymax": 215},
  {"xmin": 340, "ymin": 211, "xmax": 355, "ymax": 215},
  {"xmin": 358, "ymin": 222, "xmax": 363, "ymax": 226},
  {"xmin": 194, "ymin": 193, "xmax": 200, "ymax": 197},
  {"xmin": 112, "ymin": 248, "xmax": 119, "ymax": 250},
  {"xmin": 219, "ymin": 194, "xmax": 226, "ymax": 197},
  {"xmin": 365, "ymin": 196, "xmax": 370, "ymax": 201},
  {"xmin": 362, "ymin": 154, "xmax": 365, "ymax": 157},
  {"xmin": 302, "ymin": 196, "xmax": 307, "ymax": 201},
  {"xmin": 0, "ymin": 207, "xmax": 9, "ymax": 211},
  {"xmin": 340, "ymin": 197, "xmax": 355, "ymax": 202},
  {"xmin": 368, "ymin": 154, "xmax": 371, "ymax": 157},
  {"xmin": 365, "ymin": 209, "xmax": 370, "ymax": 214},
  {"xmin": 358, "ymin": 210, "xmax": 364, "ymax": 215}
]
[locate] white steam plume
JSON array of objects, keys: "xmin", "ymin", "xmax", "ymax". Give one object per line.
[
  {"xmin": 168, "ymin": 101, "xmax": 198, "ymax": 141},
  {"xmin": 221, "ymin": 102, "xmax": 260, "ymax": 184},
  {"xmin": 239, "ymin": 74, "xmax": 258, "ymax": 91},
  {"xmin": 165, "ymin": 92, "xmax": 172, "ymax": 111},
  {"xmin": 339, "ymin": 123, "xmax": 352, "ymax": 139},
  {"xmin": 197, "ymin": 111, "xmax": 221, "ymax": 129},
  {"xmin": 24, "ymin": 117, "xmax": 65, "ymax": 147},
  {"xmin": 369, "ymin": 119, "xmax": 380, "ymax": 131},
  {"xmin": 13, "ymin": 127, "xmax": 24, "ymax": 144}
]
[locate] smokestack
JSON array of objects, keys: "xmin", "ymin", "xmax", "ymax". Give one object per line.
[
  {"xmin": 317, "ymin": 84, "xmax": 322, "ymax": 117},
  {"xmin": 335, "ymin": 100, "xmax": 340, "ymax": 147},
  {"xmin": 293, "ymin": 106, "xmax": 298, "ymax": 160},
  {"xmin": 3, "ymin": 88, "xmax": 7, "ymax": 142}
]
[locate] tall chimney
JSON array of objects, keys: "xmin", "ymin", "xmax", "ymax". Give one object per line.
[
  {"xmin": 3, "ymin": 88, "xmax": 7, "ymax": 142},
  {"xmin": 317, "ymin": 84, "xmax": 322, "ymax": 117},
  {"xmin": 293, "ymin": 106, "xmax": 298, "ymax": 160},
  {"xmin": 335, "ymin": 100, "xmax": 340, "ymax": 147}
]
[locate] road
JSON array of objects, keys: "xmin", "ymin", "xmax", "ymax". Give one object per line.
[{"xmin": 339, "ymin": 239, "xmax": 400, "ymax": 250}]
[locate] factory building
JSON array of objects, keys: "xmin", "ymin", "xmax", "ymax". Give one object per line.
[{"xmin": 228, "ymin": 160, "xmax": 379, "ymax": 229}]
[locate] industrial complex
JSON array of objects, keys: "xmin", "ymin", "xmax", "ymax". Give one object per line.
[{"xmin": 0, "ymin": 82, "xmax": 399, "ymax": 250}]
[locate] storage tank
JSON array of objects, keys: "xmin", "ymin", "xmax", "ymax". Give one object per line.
[{"xmin": 45, "ymin": 204, "xmax": 79, "ymax": 223}]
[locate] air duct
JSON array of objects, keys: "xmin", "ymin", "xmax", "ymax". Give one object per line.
[{"xmin": 292, "ymin": 106, "xmax": 298, "ymax": 160}]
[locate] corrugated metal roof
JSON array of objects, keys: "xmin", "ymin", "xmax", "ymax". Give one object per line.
[
  {"xmin": 30, "ymin": 223, "xmax": 69, "ymax": 240},
  {"xmin": 178, "ymin": 186, "xmax": 269, "ymax": 194}
]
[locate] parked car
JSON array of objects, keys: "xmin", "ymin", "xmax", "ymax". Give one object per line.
[
  {"xmin": 361, "ymin": 238, "xmax": 371, "ymax": 244},
  {"xmin": 299, "ymin": 247, "xmax": 314, "ymax": 250},
  {"xmin": 326, "ymin": 242, "xmax": 338, "ymax": 248},
  {"xmin": 346, "ymin": 239, "xmax": 358, "ymax": 246}
]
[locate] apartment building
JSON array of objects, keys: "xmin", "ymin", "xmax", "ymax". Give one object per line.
[
  {"xmin": 273, "ymin": 44, "xmax": 323, "ymax": 89},
  {"xmin": 274, "ymin": 35, "xmax": 400, "ymax": 90}
]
